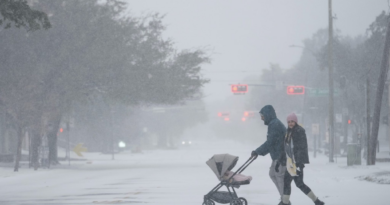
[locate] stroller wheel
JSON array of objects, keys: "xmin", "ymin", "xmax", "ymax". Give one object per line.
[
  {"xmin": 203, "ymin": 199, "xmax": 215, "ymax": 205},
  {"xmin": 229, "ymin": 199, "xmax": 242, "ymax": 205},
  {"xmin": 238, "ymin": 197, "xmax": 247, "ymax": 205}
]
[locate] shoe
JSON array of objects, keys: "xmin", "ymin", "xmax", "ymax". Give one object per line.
[
  {"xmin": 314, "ymin": 198, "xmax": 324, "ymax": 205},
  {"xmin": 278, "ymin": 201, "xmax": 291, "ymax": 205}
]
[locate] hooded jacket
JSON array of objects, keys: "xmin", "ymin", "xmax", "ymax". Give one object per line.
[
  {"xmin": 278, "ymin": 124, "xmax": 310, "ymax": 166},
  {"xmin": 254, "ymin": 105, "xmax": 286, "ymax": 160}
]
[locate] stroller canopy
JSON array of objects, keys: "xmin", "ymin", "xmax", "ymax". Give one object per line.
[{"xmin": 206, "ymin": 154, "xmax": 239, "ymax": 180}]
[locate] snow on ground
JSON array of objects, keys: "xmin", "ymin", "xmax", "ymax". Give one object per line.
[
  {"xmin": 357, "ymin": 171, "xmax": 390, "ymax": 184},
  {"xmin": 0, "ymin": 139, "xmax": 389, "ymax": 205}
]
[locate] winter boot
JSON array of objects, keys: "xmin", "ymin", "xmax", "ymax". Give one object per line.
[{"xmin": 314, "ymin": 198, "xmax": 324, "ymax": 205}]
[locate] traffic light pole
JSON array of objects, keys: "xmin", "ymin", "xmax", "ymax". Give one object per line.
[
  {"xmin": 388, "ymin": 81, "xmax": 390, "ymax": 155},
  {"xmin": 328, "ymin": 0, "xmax": 335, "ymax": 163}
]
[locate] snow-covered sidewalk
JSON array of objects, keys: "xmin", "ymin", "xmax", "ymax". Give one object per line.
[{"xmin": 0, "ymin": 140, "xmax": 389, "ymax": 205}]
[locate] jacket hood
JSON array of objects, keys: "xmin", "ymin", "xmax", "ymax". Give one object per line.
[{"xmin": 259, "ymin": 105, "xmax": 277, "ymax": 125}]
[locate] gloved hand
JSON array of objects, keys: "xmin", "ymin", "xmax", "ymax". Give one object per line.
[
  {"xmin": 275, "ymin": 161, "xmax": 280, "ymax": 172},
  {"xmin": 296, "ymin": 163, "xmax": 304, "ymax": 174},
  {"xmin": 251, "ymin": 151, "xmax": 258, "ymax": 158},
  {"xmin": 297, "ymin": 163, "xmax": 305, "ymax": 170}
]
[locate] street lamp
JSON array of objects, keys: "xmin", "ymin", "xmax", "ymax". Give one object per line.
[{"xmin": 289, "ymin": 44, "xmax": 317, "ymax": 56}]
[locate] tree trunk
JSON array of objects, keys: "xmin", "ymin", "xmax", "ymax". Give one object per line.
[
  {"xmin": 13, "ymin": 126, "xmax": 23, "ymax": 172},
  {"xmin": 366, "ymin": 79, "xmax": 371, "ymax": 164},
  {"xmin": 47, "ymin": 114, "xmax": 61, "ymax": 165},
  {"xmin": 30, "ymin": 129, "xmax": 41, "ymax": 170},
  {"xmin": 370, "ymin": 18, "xmax": 390, "ymax": 165}
]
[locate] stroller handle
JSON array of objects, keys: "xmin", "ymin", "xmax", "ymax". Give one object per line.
[
  {"xmin": 227, "ymin": 156, "xmax": 256, "ymax": 182},
  {"xmin": 251, "ymin": 154, "xmax": 258, "ymax": 160}
]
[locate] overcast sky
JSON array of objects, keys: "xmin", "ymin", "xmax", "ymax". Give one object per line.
[{"xmin": 124, "ymin": 0, "xmax": 388, "ymax": 103}]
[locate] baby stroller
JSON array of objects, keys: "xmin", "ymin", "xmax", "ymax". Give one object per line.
[{"xmin": 203, "ymin": 154, "xmax": 256, "ymax": 205}]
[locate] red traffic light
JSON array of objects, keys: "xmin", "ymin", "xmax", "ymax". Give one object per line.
[
  {"xmin": 218, "ymin": 112, "xmax": 230, "ymax": 117},
  {"xmin": 348, "ymin": 120, "xmax": 351, "ymax": 124},
  {"xmin": 59, "ymin": 128, "xmax": 64, "ymax": 133},
  {"xmin": 244, "ymin": 111, "xmax": 255, "ymax": 118},
  {"xmin": 287, "ymin": 86, "xmax": 305, "ymax": 95},
  {"xmin": 231, "ymin": 84, "xmax": 248, "ymax": 93}
]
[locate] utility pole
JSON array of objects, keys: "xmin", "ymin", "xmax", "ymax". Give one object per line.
[
  {"xmin": 366, "ymin": 79, "xmax": 371, "ymax": 165},
  {"xmin": 328, "ymin": 0, "xmax": 335, "ymax": 162},
  {"xmin": 370, "ymin": 17, "xmax": 390, "ymax": 165},
  {"xmin": 388, "ymin": 80, "xmax": 390, "ymax": 155}
]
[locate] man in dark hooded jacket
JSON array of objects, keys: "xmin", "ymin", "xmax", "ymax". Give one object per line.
[{"xmin": 251, "ymin": 105, "xmax": 286, "ymax": 201}]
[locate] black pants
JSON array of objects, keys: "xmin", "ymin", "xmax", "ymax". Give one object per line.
[{"xmin": 283, "ymin": 168, "xmax": 312, "ymax": 195}]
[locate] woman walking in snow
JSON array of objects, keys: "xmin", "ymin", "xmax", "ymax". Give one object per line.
[{"xmin": 275, "ymin": 113, "xmax": 325, "ymax": 205}]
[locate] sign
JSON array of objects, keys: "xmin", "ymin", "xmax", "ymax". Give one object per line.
[
  {"xmin": 312, "ymin": 124, "xmax": 319, "ymax": 135},
  {"xmin": 73, "ymin": 143, "xmax": 88, "ymax": 157},
  {"xmin": 308, "ymin": 88, "xmax": 339, "ymax": 97}
]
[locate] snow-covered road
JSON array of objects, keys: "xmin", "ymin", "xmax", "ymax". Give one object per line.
[{"xmin": 0, "ymin": 140, "xmax": 389, "ymax": 205}]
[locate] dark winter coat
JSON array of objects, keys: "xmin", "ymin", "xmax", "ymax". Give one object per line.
[
  {"xmin": 254, "ymin": 105, "xmax": 286, "ymax": 161},
  {"xmin": 278, "ymin": 124, "xmax": 310, "ymax": 166}
]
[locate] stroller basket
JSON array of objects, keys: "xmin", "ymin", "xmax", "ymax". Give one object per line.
[
  {"xmin": 223, "ymin": 171, "xmax": 252, "ymax": 186},
  {"xmin": 210, "ymin": 191, "xmax": 237, "ymax": 204},
  {"xmin": 203, "ymin": 154, "xmax": 256, "ymax": 205}
]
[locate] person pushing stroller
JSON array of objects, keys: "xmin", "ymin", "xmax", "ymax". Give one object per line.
[
  {"xmin": 251, "ymin": 105, "xmax": 287, "ymax": 202},
  {"xmin": 276, "ymin": 113, "xmax": 325, "ymax": 205}
]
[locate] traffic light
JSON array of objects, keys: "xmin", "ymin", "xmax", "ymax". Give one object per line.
[
  {"xmin": 231, "ymin": 84, "xmax": 248, "ymax": 94},
  {"xmin": 244, "ymin": 111, "xmax": 255, "ymax": 118},
  {"xmin": 59, "ymin": 128, "xmax": 64, "ymax": 133},
  {"xmin": 218, "ymin": 112, "xmax": 230, "ymax": 122},
  {"xmin": 218, "ymin": 112, "xmax": 230, "ymax": 117},
  {"xmin": 242, "ymin": 117, "xmax": 246, "ymax": 122},
  {"xmin": 287, "ymin": 86, "xmax": 305, "ymax": 95},
  {"xmin": 348, "ymin": 120, "xmax": 351, "ymax": 124}
]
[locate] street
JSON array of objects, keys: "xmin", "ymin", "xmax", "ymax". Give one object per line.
[
  {"xmin": 0, "ymin": 139, "xmax": 389, "ymax": 205},
  {"xmin": 1, "ymin": 1, "xmax": 389, "ymax": 205}
]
